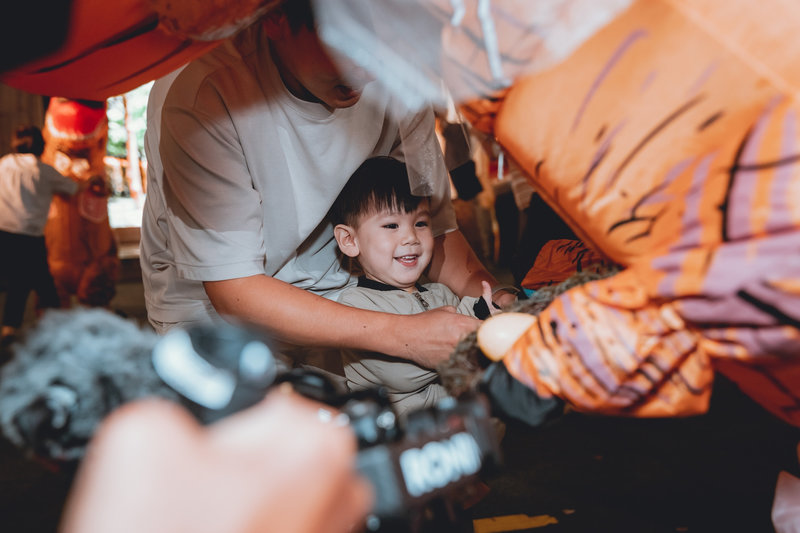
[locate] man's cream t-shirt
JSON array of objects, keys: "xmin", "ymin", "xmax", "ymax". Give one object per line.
[{"xmin": 140, "ymin": 24, "xmax": 455, "ymax": 330}]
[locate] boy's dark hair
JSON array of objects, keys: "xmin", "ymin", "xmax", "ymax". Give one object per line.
[
  {"xmin": 11, "ymin": 126, "xmax": 45, "ymax": 157},
  {"xmin": 281, "ymin": 0, "xmax": 315, "ymax": 32},
  {"xmin": 330, "ymin": 156, "xmax": 429, "ymax": 227}
]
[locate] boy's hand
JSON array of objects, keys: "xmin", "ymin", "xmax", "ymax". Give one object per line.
[
  {"xmin": 492, "ymin": 290, "xmax": 518, "ymax": 308},
  {"xmin": 481, "ymin": 281, "xmax": 502, "ymax": 316}
]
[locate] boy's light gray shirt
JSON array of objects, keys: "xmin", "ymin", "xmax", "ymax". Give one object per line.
[{"xmin": 339, "ymin": 282, "xmax": 480, "ymax": 416}]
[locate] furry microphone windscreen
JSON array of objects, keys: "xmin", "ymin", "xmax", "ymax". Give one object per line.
[{"xmin": 0, "ymin": 309, "xmax": 179, "ymax": 462}]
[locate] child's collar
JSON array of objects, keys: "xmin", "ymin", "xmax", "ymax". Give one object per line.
[{"xmin": 356, "ymin": 276, "xmax": 428, "ymax": 293}]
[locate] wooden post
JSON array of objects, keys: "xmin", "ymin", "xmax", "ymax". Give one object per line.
[{"xmin": 122, "ymin": 94, "xmax": 144, "ymax": 203}]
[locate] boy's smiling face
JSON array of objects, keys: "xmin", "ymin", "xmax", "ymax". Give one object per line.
[{"xmin": 344, "ymin": 201, "xmax": 434, "ymax": 291}]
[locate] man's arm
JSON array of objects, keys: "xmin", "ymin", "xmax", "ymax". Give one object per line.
[
  {"xmin": 427, "ymin": 230, "xmax": 517, "ymax": 307},
  {"xmin": 204, "ymin": 275, "xmax": 479, "ymax": 368}
]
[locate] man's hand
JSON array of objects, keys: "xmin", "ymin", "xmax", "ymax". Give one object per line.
[
  {"xmin": 393, "ymin": 307, "xmax": 480, "ymax": 368},
  {"xmin": 60, "ymin": 391, "xmax": 372, "ymax": 533}
]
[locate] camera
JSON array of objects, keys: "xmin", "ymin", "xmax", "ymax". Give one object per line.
[
  {"xmin": 350, "ymin": 392, "xmax": 501, "ymax": 530},
  {"xmin": 0, "ymin": 311, "xmax": 501, "ymax": 531},
  {"xmin": 152, "ymin": 322, "xmax": 503, "ymax": 530}
]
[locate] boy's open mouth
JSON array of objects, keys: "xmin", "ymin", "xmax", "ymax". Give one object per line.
[{"xmin": 396, "ymin": 255, "xmax": 418, "ymax": 266}]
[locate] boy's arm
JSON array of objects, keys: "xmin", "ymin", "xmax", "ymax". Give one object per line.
[
  {"xmin": 42, "ymin": 163, "xmax": 80, "ymax": 197},
  {"xmin": 204, "ymin": 274, "xmax": 479, "ymax": 368}
]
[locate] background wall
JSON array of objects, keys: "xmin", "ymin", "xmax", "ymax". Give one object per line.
[{"xmin": 0, "ymin": 84, "xmax": 45, "ymax": 156}]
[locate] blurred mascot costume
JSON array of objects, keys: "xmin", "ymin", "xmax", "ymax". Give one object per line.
[
  {"xmin": 481, "ymin": 0, "xmax": 800, "ymax": 426},
  {"xmin": 42, "ymin": 98, "xmax": 119, "ymax": 307},
  {"xmin": 0, "ymin": 0, "xmax": 277, "ymax": 101}
]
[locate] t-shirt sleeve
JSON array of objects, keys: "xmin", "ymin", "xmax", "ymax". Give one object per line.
[
  {"xmin": 390, "ymin": 106, "xmax": 458, "ymax": 238},
  {"xmin": 41, "ymin": 163, "xmax": 78, "ymax": 195},
  {"xmin": 159, "ymin": 77, "xmax": 267, "ymax": 282}
]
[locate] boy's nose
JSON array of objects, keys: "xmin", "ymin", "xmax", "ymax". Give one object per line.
[{"xmin": 401, "ymin": 226, "xmax": 420, "ymax": 245}]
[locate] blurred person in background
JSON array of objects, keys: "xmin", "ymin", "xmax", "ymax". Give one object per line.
[{"xmin": 0, "ymin": 125, "xmax": 77, "ymax": 345}]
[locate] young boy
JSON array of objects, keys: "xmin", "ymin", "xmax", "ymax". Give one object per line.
[{"xmin": 330, "ymin": 156, "xmax": 499, "ymax": 416}]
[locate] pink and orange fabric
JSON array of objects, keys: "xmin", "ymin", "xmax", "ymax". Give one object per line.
[
  {"xmin": 0, "ymin": 0, "xmax": 217, "ymax": 100},
  {"xmin": 493, "ymin": 0, "xmax": 800, "ymax": 425},
  {"xmin": 519, "ymin": 239, "xmax": 611, "ymax": 292}
]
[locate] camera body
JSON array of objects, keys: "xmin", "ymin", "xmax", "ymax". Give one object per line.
[{"xmin": 351, "ymin": 393, "xmax": 500, "ymax": 521}]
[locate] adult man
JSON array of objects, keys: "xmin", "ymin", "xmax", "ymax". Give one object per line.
[
  {"xmin": 141, "ymin": 0, "xmax": 515, "ymax": 369},
  {"xmin": 0, "ymin": 126, "xmax": 77, "ymax": 344}
]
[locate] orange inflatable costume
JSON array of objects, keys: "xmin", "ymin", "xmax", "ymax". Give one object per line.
[
  {"xmin": 0, "ymin": 0, "xmax": 275, "ymax": 101},
  {"xmin": 486, "ymin": 0, "xmax": 800, "ymax": 426},
  {"xmin": 0, "ymin": 0, "xmax": 218, "ymax": 101},
  {"xmin": 42, "ymin": 98, "xmax": 119, "ymax": 307}
]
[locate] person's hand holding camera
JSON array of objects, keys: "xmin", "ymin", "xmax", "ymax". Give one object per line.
[{"xmin": 60, "ymin": 388, "xmax": 373, "ymax": 533}]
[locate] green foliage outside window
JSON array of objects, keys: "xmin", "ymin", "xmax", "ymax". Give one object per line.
[{"xmin": 106, "ymin": 81, "xmax": 152, "ymax": 160}]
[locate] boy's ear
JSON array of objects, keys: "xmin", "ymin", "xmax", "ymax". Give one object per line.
[{"xmin": 334, "ymin": 224, "xmax": 360, "ymax": 258}]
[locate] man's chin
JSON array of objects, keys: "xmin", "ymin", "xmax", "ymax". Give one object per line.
[{"xmin": 328, "ymin": 86, "xmax": 363, "ymax": 108}]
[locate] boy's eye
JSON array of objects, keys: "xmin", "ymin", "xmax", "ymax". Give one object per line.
[
  {"xmin": 415, "ymin": 220, "xmax": 429, "ymax": 228},
  {"xmin": 382, "ymin": 223, "xmax": 399, "ymax": 229}
]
